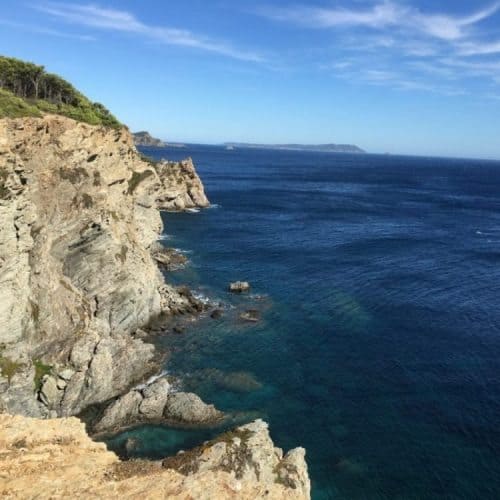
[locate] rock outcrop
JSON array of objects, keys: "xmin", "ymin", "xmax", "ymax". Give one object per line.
[
  {"xmin": 0, "ymin": 114, "xmax": 311, "ymax": 498},
  {"xmin": 153, "ymin": 158, "xmax": 210, "ymax": 210},
  {"xmin": 0, "ymin": 413, "xmax": 310, "ymax": 499},
  {"xmin": 133, "ymin": 130, "xmax": 166, "ymax": 147},
  {"xmin": 93, "ymin": 377, "xmax": 223, "ymax": 433},
  {"xmin": 229, "ymin": 281, "xmax": 251, "ymax": 293},
  {"xmin": 0, "ymin": 115, "xmax": 208, "ymax": 418}
]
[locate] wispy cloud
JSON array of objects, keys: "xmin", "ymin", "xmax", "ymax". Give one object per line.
[
  {"xmin": 34, "ymin": 3, "xmax": 264, "ymax": 62},
  {"xmin": 257, "ymin": 1, "xmax": 500, "ymax": 96},
  {"xmin": 260, "ymin": 1, "xmax": 500, "ymax": 41},
  {"xmin": 0, "ymin": 19, "xmax": 95, "ymax": 41},
  {"xmin": 458, "ymin": 40, "xmax": 500, "ymax": 56}
]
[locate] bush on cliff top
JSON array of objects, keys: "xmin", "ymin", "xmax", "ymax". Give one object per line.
[{"xmin": 0, "ymin": 55, "xmax": 121, "ymax": 128}]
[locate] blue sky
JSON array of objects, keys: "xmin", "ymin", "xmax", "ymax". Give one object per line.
[{"xmin": 2, "ymin": 1, "xmax": 500, "ymax": 158}]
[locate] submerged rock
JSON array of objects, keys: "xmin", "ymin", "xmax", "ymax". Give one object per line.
[
  {"xmin": 229, "ymin": 281, "xmax": 251, "ymax": 293},
  {"xmin": 195, "ymin": 368, "xmax": 263, "ymax": 393},
  {"xmin": 153, "ymin": 246, "xmax": 188, "ymax": 271},
  {"xmin": 210, "ymin": 309, "xmax": 224, "ymax": 319},
  {"xmin": 239, "ymin": 309, "xmax": 260, "ymax": 323}
]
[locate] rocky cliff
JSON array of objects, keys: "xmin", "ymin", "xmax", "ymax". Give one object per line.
[
  {"xmin": 0, "ymin": 414, "xmax": 309, "ymax": 499},
  {"xmin": 0, "ymin": 114, "xmax": 208, "ymax": 418},
  {"xmin": 133, "ymin": 131, "xmax": 166, "ymax": 147},
  {"xmin": 0, "ymin": 114, "xmax": 310, "ymax": 499}
]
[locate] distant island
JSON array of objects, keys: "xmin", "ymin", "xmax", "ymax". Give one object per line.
[
  {"xmin": 224, "ymin": 142, "xmax": 366, "ymax": 154},
  {"xmin": 133, "ymin": 131, "xmax": 166, "ymax": 147}
]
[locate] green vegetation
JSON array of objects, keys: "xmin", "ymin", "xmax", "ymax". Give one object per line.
[
  {"xmin": 139, "ymin": 153, "xmax": 160, "ymax": 166},
  {"xmin": 33, "ymin": 359, "xmax": 53, "ymax": 391},
  {"xmin": 0, "ymin": 166, "xmax": 9, "ymax": 199},
  {"xmin": 127, "ymin": 169, "xmax": 154, "ymax": 194},
  {"xmin": 0, "ymin": 55, "xmax": 121, "ymax": 127},
  {"xmin": 0, "ymin": 356, "xmax": 23, "ymax": 383}
]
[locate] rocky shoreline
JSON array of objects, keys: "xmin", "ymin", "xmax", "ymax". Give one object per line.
[{"xmin": 0, "ymin": 115, "xmax": 310, "ymax": 498}]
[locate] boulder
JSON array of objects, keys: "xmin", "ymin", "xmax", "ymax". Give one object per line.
[
  {"xmin": 163, "ymin": 392, "xmax": 223, "ymax": 424},
  {"xmin": 39, "ymin": 376, "xmax": 61, "ymax": 409},
  {"xmin": 139, "ymin": 378, "xmax": 170, "ymax": 419},
  {"xmin": 229, "ymin": 281, "xmax": 250, "ymax": 293}
]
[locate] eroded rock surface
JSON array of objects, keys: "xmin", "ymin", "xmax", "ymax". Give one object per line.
[
  {"xmin": 93, "ymin": 378, "xmax": 223, "ymax": 433},
  {"xmin": 153, "ymin": 158, "xmax": 210, "ymax": 210},
  {"xmin": 0, "ymin": 413, "xmax": 310, "ymax": 499},
  {"xmin": 0, "ymin": 115, "xmax": 208, "ymax": 418}
]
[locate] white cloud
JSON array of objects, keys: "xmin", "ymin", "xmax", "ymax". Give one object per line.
[
  {"xmin": 260, "ymin": 1, "xmax": 500, "ymax": 41},
  {"xmin": 458, "ymin": 40, "xmax": 500, "ymax": 56},
  {"xmin": 35, "ymin": 3, "xmax": 264, "ymax": 62},
  {"xmin": 260, "ymin": 1, "xmax": 500, "ymax": 94}
]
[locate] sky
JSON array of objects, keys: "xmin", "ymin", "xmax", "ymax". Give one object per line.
[{"xmin": 1, "ymin": 1, "xmax": 500, "ymax": 158}]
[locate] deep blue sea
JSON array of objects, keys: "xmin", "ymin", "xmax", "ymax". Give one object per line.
[{"xmin": 107, "ymin": 145, "xmax": 500, "ymax": 499}]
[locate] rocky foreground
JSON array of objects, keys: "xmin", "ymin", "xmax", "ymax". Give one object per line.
[
  {"xmin": 0, "ymin": 115, "xmax": 310, "ymax": 498},
  {"xmin": 0, "ymin": 414, "xmax": 310, "ymax": 499}
]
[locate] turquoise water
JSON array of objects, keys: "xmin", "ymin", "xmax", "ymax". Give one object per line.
[{"xmin": 107, "ymin": 146, "xmax": 500, "ymax": 499}]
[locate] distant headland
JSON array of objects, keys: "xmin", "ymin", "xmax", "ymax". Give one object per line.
[
  {"xmin": 133, "ymin": 131, "xmax": 166, "ymax": 147},
  {"xmin": 224, "ymin": 142, "xmax": 366, "ymax": 154}
]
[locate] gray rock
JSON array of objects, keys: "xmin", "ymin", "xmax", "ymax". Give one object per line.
[
  {"xmin": 93, "ymin": 390, "xmax": 143, "ymax": 433},
  {"xmin": 56, "ymin": 378, "xmax": 67, "ymax": 390},
  {"xmin": 239, "ymin": 309, "xmax": 260, "ymax": 322},
  {"xmin": 139, "ymin": 378, "xmax": 170, "ymax": 419},
  {"xmin": 229, "ymin": 281, "xmax": 250, "ymax": 293},
  {"xmin": 39, "ymin": 376, "xmax": 61, "ymax": 409},
  {"xmin": 58, "ymin": 368, "xmax": 75, "ymax": 381},
  {"xmin": 163, "ymin": 392, "xmax": 223, "ymax": 424},
  {"xmin": 162, "ymin": 419, "xmax": 310, "ymax": 499}
]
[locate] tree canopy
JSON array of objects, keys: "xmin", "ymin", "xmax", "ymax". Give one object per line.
[{"xmin": 0, "ymin": 55, "xmax": 122, "ymax": 128}]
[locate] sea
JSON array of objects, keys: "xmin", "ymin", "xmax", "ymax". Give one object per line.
[{"xmin": 105, "ymin": 145, "xmax": 500, "ymax": 499}]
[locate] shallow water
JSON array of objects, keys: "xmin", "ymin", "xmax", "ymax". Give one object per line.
[{"xmin": 107, "ymin": 146, "xmax": 500, "ymax": 499}]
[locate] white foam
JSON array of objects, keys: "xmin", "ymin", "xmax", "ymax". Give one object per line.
[
  {"xmin": 173, "ymin": 247, "xmax": 193, "ymax": 255},
  {"xmin": 207, "ymin": 203, "xmax": 220, "ymax": 210},
  {"xmin": 158, "ymin": 234, "xmax": 171, "ymax": 241},
  {"xmin": 134, "ymin": 370, "xmax": 169, "ymax": 391},
  {"xmin": 186, "ymin": 208, "xmax": 200, "ymax": 213},
  {"xmin": 192, "ymin": 291, "xmax": 213, "ymax": 305}
]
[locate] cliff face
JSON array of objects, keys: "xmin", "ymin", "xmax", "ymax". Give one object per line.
[
  {"xmin": 0, "ymin": 414, "xmax": 310, "ymax": 499},
  {"xmin": 0, "ymin": 115, "xmax": 207, "ymax": 418},
  {"xmin": 0, "ymin": 114, "xmax": 311, "ymax": 499},
  {"xmin": 153, "ymin": 158, "xmax": 210, "ymax": 210},
  {"xmin": 133, "ymin": 131, "xmax": 166, "ymax": 147}
]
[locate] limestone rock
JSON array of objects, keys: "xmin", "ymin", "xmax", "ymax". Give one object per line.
[
  {"xmin": 163, "ymin": 419, "xmax": 311, "ymax": 499},
  {"xmin": 163, "ymin": 392, "xmax": 223, "ymax": 424},
  {"xmin": 0, "ymin": 115, "xmax": 208, "ymax": 418},
  {"xmin": 153, "ymin": 158, "xmax": 210, "ymax": 210},
  {"xmin": 94, "ymin": 390, "xmax": 143, "ymax": 433},
  {"xmin": 139, "ymin": 377, "xmax": 171, "ymax": 419},
  {"xmin": 229, "ymin": 281, "xmax": 251, "ymax": 293},
  {"xmin": 93, "ymin": 377, "xmax": 174, "ymax": 433},
  {"xmin": 39, "ymin": 376, "xmax": 61, "ymax": 409},
  {"xmin": 0, "ymin": 413, "xmax": 310, "ymax": 499}
]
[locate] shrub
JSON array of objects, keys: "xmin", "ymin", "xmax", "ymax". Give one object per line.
[
  {"xmin": 0, "ymin": 55, "xmax": 122, "ymax": 128},
  {"xmin": 0, "ymin": 356, "xmax": 22, "ymax": 382},
  {"xmin": 33, "ymin": 359, "xmax": 53, "ymax": 391}
]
